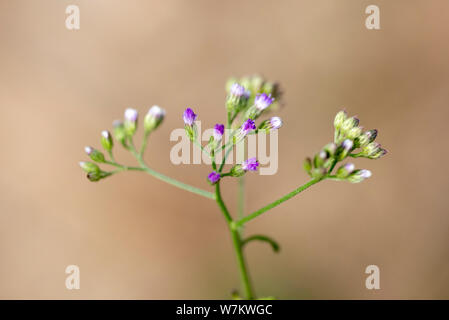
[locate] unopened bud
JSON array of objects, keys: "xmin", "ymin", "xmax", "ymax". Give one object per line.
[
  {"xmin": 84, "ymin": 146, "xmax": 105, "ymax": 163},
  {"xmin": 336, "ymin": 163, "xmax": 355, "ymax": 179},
  {"xmin": 230, "ymin": 164, "xmax": 245, "ymax": 177},
  {"xmin": 337, "ymin": 139, "xmax": 354, "ymax": 160},
  {"xmin": 357, "ymin": 129, "xmax": 378, "ymax": 147},
  {"xmin": 347, "ymin": 126, "xmax": 363, "ymax": 140},
  {"xmin": 347, "ymin": 169, "xmax": 372, "ymax": 183},
  {"xmin": 87, "ymin": 170, "xmax": 111, "ymax": 182},
  {"xmin": 144, "ymin": 105, "xmax": 165, "ymax": 133},
  {"xmin": 79, "ymin": 161, "xmax": 100, "ymax": 173},
  {"xmin": 113, "ymin": 120, "xmax": 126, "ymax": 145},
  {"xmin": 101, "ymin": 130, "xmax": 113, "ymax": 152},
  {"xmin": 334, "ymin": 110, "xmax": 347, "ymax": 129},
  {"xmin": 124, "ymin": 108, "xmax": 138, "ymax": 135},
  {"xmin": 303, "ymin": 157, "xmax": 312, "ymax": 175}
]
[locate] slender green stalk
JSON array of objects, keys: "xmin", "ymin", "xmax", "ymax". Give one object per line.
[
  {"xmin": 236, "ymin": 178, "xmax": 323, "ymax": 227},
  {"xmin": 139, "ymin": 132, "xmax": 150, "ymax": 157},
  {"xmin": 109, "ymin": 141, "xmax": 215, "ymax": 199},
  {"xmin": 230, "ymin": 226, "xmax": 254, "ymax": 299},
  {"xmin": 214, "ymin": 182, "xmax": 254, "ymax": 299},
  {"xmin": 238, "ymin": 176, "xmax": 245, "ymax": 222},
  {"xmin": 214, "ymin": 183, "xmax": 232, "ymax": 223}
]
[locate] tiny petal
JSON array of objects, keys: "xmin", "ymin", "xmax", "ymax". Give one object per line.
[
  {"xmin": 270, "ymin": 116, "xmax": 282, "ymax": 129},
  {"xmin": 213, "ymin": 124, "xmax": 225, "ymax": 141},
  {"xmin": 208, "ymin": 171, "xmax": 221, "ymax": 184},
  {"xmin": 342, "ymin": 139, "xmax": 354, "ymax": 151},
  {"xmin": 344, "ymin": 163, "xmax": 355, "ymax": 173},
  {"xmin": 360, "ymin": 169, "xmax": 372, "ymax": 178},
  {"xmin": 183, "ymin": 108, "xmax": 197, "ymax": 126},
  {"xmin": 242, "ymin": 157, "xmax": 259, "ymax": 171},
  {"xmin": 254, "ymin": 93, "xmax": 274, "ymax": 111},
  {"xmin": 241, "ymin": 118, "xmax": 256, "ymax": 135},
  {"xmin": 124, "ymin": 108, "xmax": 138, "ymax": 122},
  {"xmin": 230, "ymin": 83, "xmax": 245, "ymax": 97},
  {"xmin": 148, "ymin": 105, "xmax": 165, "ymax": 119},
  {"xmin": 85, "ymin": 146, "xmax": 93, "ymax": 155}
]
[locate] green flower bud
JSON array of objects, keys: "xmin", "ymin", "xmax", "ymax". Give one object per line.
[
  {"xmin": 124, "ymin": 108, "xmax": 138, "ymax": 136},
  {"xmin": 357, "ymin": 129, "xmax": 378, "ymax": 148},
  {"xmin": 362, "ymin": 142, "xmax": 381, "ymax": 157},
  {"xmin": 84, "ymin": 146, "xmax": 105, "ymax": 163},
  {"xmin": 336, "ymin": 139, "xmax": 354, "ymax": 160},
  {"xmin": 341, "ymin": 117, "xmax": 359, "ymax": 132},
  {"xmin": 314, "ymin": 150, "xmax": 329, "ymax": 168},
  {"xmin": 334, "ymin": 110, "xmax": 347, "ymax": 129},
  {"xmin": 303, "ymin": 157, "xmax": 312, "ymax": 175},
  {"xmin": 113, "ymin": 120, "xmax": 127, "ymax": 145},
  {"xmin": 323, "ymin": 143, "xmax": 337, "ymax": 157},
  {"xmin": 101, "ymin": 130, "xmax": 113, "ymax": 152},
  {"xmin": 347, "ymin": 126, "xmax": 363, "ymax": 140},
  {"xmin": 230, "ymin": 164, "xmax": 245, "ymax": 177},
  {"xmin": 347, "ymin": 169, "xmax": 372, "ymax": 183},
  {"xmin": 87, "ymin": 170, "xmax": 111, "ymax": 182},
  {"xmin": 144, "ymin": 105, "xmax": 165, "ymax": 133},
  {"xmin": 336, "ymin": 163, "xmax": 355, "ymax": 179},
  {"xmin": 311, "ymin": 167, "xmax": 327, "ymax": 179},
  {"xmin": 79, "ymin": 161, "xmax": 100, "ymax": 173}
]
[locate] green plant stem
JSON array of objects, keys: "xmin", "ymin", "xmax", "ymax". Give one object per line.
[
  {"xmin": 238, "ymin": 176, "xmax": 245, "ymax": 223},
  {"xmin": 139, "ymin": 132, "xmax": 150, "ymax": 157},
  {"xmin": 236, "ymin": 178, "xmax": 324, "ymax": 227},
  {"xmin": 112, "ymin": 141, "xmax": 215, "ymax": 199},
  {"xmin": 215, "ymin": 182, "xmax": 254, "ymax": 299}
]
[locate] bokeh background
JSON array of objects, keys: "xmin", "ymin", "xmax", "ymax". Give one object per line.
[{"xmin": 0, "ymin": 0, "xmax": 448, "ymax": 299}]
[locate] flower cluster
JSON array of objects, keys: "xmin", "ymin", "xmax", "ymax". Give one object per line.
[
  {"xmin": 182, "ymin": 75, "xmax": 283, "ymax": 185},
  {"xmin": 303, "ymin": 110, "xmax": 387, "ymax": 183},
  {"xmin": 79, "ymin": 106, "xmax": 166, "ymax": 182}
]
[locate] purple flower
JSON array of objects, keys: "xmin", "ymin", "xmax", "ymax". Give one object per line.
[
  {"xmin": 208, "ymin": 171, "xmax": 221, "ymax": 184},
  {"xmin": 254, "ymin": 93, "xmax": 274, "ymax": 111},
  {"xmin": 242, "ymin": 157, "xmax": 259, "ymax": 171},
  {"xmin": 213, "ymin": 124, "xmax": 225, "ymax": 141},
  {"xmin": 230, "ymin": 83, "xmax": 245, "ymax": 97},
  {"xmin": 269, "ymin": 117, "xmax": 282, "ymax": 130},
  {"xmin": 240, "ymin": 119, "xmax": 256, "ymax": 136},
  {"xmin": 183, "ymin": 108, "xmax": 197, "ymax": 126}
]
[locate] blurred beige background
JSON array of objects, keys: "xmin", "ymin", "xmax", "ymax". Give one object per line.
[{"xmin": 0, "ymin": 0, "xmax": 448, "ymax": 299}]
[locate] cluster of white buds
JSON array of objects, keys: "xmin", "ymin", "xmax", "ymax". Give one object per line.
[
  {"xmin": 80, "ymin": 106, "xmax": 166, "ymax": 182},
  {"xmin": 304, "ymin": 110, "xmax": 387, "ymax": 183}
]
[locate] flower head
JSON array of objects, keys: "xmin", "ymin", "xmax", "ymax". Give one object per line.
[
  {"xmin": 213, "ymin": 124, "xmax": 225, "ymax": 141},
  {"xmin": 124, "ymin": 108, "xmax": 138, "ymax": 135},
  {"xmin": 183, "ymin": 108, "xmax": 197, "ymax": 126},
  {"xmin": 270, "ymin": 117, "xmax": 283, "ymax": 129},
  {"xmin": 347, "ymin": 169, "xmax": 372, "ymax": 183},
  {"xmin": 101, "ymin": 130, "xmax": 113, "ymax": 151},
  {"xmin": 240, "ymin": 118, "xmax": 256, "ymax": 136},
  {"xmin": 124, "ymin": 108, "xmax": 138, "ymax": 122},
  {"xmin": 144, "ymin": 105, "xmax": 166, "ymax": 132},
  {"xmin": 208, "ymin": 171, "xmax": 221, "ymax": 184},
  {"xmin": 255, "ymin": 93, "xmax": 274, "ymax": 111},
  {"xmin": 242, "ymin": 157, "xmax": 259, "ymax": 171},
  {"xmin": 342, "ymin": 139, "xmax": 354, "ymax": 151},
  {"xmin": 230, "ymin": 83, "xmax": 246, "ymax": 97}
]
